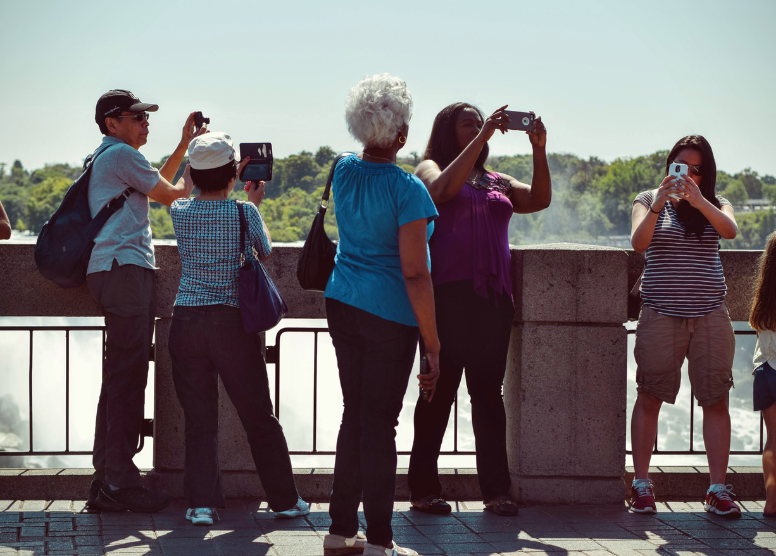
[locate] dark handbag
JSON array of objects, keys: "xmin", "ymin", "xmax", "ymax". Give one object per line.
[
  {"xmin": 236, "ymin": 201, "xmax": 288, "ymax": 333},
  {"xmin": 296, "ymin": 152, "xmax": 355, "ymax": 291}
]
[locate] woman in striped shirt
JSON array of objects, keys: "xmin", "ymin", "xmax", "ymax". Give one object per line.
[{"xmin": 628, "ymin": 135, "xmax": 740, "ymax": 516}]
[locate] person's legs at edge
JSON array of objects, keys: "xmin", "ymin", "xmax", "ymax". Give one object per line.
[
  {"xmin": 168, "ymin": 306, "xmax": 225, "ymax": 509},
  {"xmin": 460, "ymin": 288, "xmax": 513, "ymax": 504},
  {"xmin": 87, "ymin": 261, "xmax": 155, "ymax": 489},
  {"xmin": 763, "ymin": 402, "xmax": 776, "ymax": 514},
  {"xmin": 407, "ymin": 283, "xmax": 466, "ymax": 502},
  {"xmin": 207, "ymin": 306, "xmax": 299, "ymax": 512},
  {"xmin": 357, "ymin": 306, "xmax": 418, "ymax": 547},
  {"xmin": 631, "ymin": 392, "xmax": 663, "ymax": 480},
  {"xmin": 702, "ymin": 396, "xmax": 731, "ymax": 485},
  {"xmin": 327, "ymin": 298, "xmax": 367, "ymax": 540}
]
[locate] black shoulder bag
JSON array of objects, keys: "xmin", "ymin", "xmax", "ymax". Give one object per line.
[{"xmin": 296, "ymin": 152, "xmax": 354, "ymax": 291}]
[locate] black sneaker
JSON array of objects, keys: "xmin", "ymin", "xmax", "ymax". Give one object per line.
[
  {"xmin": 410, "ymin": 495, "xmax": 452, "ymax": 515},
  {"xmin": 85, "ymin": 479, "xmax": 104, "ymax": 511},
  {"xmin": 96, "ymin": 485, "xmax": 171, "ymax": 513}
]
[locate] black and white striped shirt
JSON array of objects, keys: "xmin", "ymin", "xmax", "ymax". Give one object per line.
[{"xmin": 634, "ymin": 190, "xmax": 732, "ymax": 319}]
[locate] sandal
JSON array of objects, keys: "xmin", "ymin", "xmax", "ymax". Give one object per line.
[
  {"xmin": 410, "ymin": 494, "xmax": 452, "ymax": 515},
  {"xmin": 485, "ymin": 495, "xmax": 519, "ymax": 516}
]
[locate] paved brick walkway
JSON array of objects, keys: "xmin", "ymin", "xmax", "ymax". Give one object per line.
[{"xmin": 0, "ymin": 500, "xmax": 774, "ymax": 555}]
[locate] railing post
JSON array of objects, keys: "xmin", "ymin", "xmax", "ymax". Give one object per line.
[{"xmin": 504, "ymin": 244, "xmax": 629, "ymax": 504}]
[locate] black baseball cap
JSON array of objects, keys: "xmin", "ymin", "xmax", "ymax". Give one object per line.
[{"xmin": 95, "ymin": 89, "xmax": 159, "ymax": 124}]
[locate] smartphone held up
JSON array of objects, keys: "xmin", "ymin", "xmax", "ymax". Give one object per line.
[
  {"xmin": 503, "ymin": 110, "xmax": 535, "ymax": 131},
  {"xmin": 668, "ymin": 163, "xmax": 688, "ymax": 199}
]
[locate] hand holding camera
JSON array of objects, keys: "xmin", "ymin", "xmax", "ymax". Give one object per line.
[
  {"xmin": 417, "ymin": 350, "xmax": 440, "ymax": 402},
  {"xmin": 181, "ymin": 111, "xmax": 209, "ymax": 147}
]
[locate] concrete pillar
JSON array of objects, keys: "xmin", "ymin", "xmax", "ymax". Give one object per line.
[{"xmin": 505, "ymin": 244, "xmax": 629, "ymax": 504}]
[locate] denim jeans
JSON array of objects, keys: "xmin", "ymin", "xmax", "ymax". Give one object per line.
[
  {"xmin": 168, "ymin": 304, "xmax": 299, "ymax": 510},
  {"xmin": 326, "ymin": 298, "xmax": 419, "ymax": 546},
  {"xmin": 87, "ymin": 261, "xmax": 155, "ymax": 489},
  {"xmin": 408, "ymin": 280, "xmax": 514, "ymax": 503}
]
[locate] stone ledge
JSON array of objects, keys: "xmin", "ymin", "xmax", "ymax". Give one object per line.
[
  {"xmin": 0, "ymin": 468, "xmax": 481, "ymax": 502},
  {"xmin": 624, "ymin": 466, "xmax": 765, "ymax": 500}
]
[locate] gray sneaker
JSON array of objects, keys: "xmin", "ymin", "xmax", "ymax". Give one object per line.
[
  {"xmin": 323, "ymin": 531, "xmax": 367, "ymax": 556},
  {"xmin": 274, "ymin": 497, "xmax": 310, "ymax": 518}
]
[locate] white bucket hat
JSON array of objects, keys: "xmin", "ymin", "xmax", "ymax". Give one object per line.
[{"xmin": 188, "ymin": 132, "xmax": 236, "ymax": 170}]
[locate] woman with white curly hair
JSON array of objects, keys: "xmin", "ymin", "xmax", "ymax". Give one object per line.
[{"xmin": 321, "ymin": 74, "xmax": 440, "ymax": 556}]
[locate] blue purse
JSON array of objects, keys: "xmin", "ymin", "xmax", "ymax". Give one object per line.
[{"xmin": 236, "ymin": 201, "xmax": 288, "ymax": 333}]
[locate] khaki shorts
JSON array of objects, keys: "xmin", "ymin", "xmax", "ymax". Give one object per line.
[{"xmin": 634, "ymin": 303, "xmax": 735, "ymax": 406}]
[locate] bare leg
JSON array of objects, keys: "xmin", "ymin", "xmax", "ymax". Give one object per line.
[
  {"xmin": 702, "ymin": 396, "xmax": 731, "ymax": 485},
  {"xmin": 631, "ymin": 391, "xmax": 663, "ymax": 479},
  {"xmin": 762, "ymin": 403, "xmax": 776, "ymax": 514}
]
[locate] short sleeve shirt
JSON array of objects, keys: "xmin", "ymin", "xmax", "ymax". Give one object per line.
[
  {"xmin": 87, "ymin": 136, "xmax": 161, "ymax": 274},
  {"xmin": 634, "ymin": 190, "xmax": 732, "ymax": 318},
  {"xmin": 324, "ymin": 156, "xmax": 438, "ymax": 327},
  {"xmin": 171, "ymin": 199, "xmax": 271, "ymax": 307}
]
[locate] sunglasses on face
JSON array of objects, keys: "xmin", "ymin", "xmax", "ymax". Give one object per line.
[
  {"xmin": 117, "ymin": 112, "xmax": 150, "ymax": 122},
  {"xmin": 674, "ymin": 161, "xmax": 702, "ymax": 176}
]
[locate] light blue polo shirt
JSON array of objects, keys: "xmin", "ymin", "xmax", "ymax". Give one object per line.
[
  {"xmin": 87, "ymin": 136, "xmax": 161, "ymax": 275},
  {"xmin": 324, "ymin": 155, "xmax": 438, "ymax": 327}
]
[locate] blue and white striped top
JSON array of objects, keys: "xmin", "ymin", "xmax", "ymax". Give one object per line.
[
  {"xmin": 170, "ymin": 199, "xmax": 271, "ymax": 308},
  {"xmin": 634, "ymin": 190, "xmax": 731, "ymax": 319}
]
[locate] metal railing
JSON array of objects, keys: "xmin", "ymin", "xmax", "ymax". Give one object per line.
[
  {"xmin": 0, "ymin": 325, "xmax": 151, "ymax": 458},
  {"xmin": 626, "ymin": 328, "xmax": 764, "ymax": 456},
  {"xmin": 0, "ymin": 325, "xmax": 763, "ymax": 459}
]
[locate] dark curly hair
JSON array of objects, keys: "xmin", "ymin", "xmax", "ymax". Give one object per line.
[{"xmin": 190, "ymin": 160, "xmax": 238, "ymax": 192}]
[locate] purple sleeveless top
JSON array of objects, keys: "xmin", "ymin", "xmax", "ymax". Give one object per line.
[{"xmin": 429, "ymin": 172, "xmax": 514, "ymax": 302}]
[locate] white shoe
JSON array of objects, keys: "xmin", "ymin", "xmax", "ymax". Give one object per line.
[
  {"xmin": 185, "ymin": 507, "xmax": 215, "ymax": 526},
  {"xmin": 363, "ymin": 541, "xmax": 419, "ymax": 556},
  {"xmin": 274, "ymin": 497, "xmax": 310, "ymax": 518},
  {"xmin": 323, "ymin": 531, "xmax": 367, "ymax": 555}
]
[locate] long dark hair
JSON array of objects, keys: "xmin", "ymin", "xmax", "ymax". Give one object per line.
[
  {"xmin": 423, "ymin": 102, "xmax": 488, "ymax": 171},
  {"xmin": 665, "ymin": 135, "xmax": 721, "ymax": 238},
  {"xmin": 749, "ymin": 232, "xmax": 776, "ymax": 332}
]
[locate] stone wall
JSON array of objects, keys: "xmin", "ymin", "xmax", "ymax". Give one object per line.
[{"xmin": 0, "ymin": 244, "xmax": 764, "ymax": 503}]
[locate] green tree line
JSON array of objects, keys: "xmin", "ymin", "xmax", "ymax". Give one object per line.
[{"xmin": 2, "ymin": 147, "xmax": 774, "ymax": 249}]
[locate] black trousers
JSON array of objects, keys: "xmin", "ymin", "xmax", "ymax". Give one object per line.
[
  {"xmin": 408, "ymin": 280, "xmax": 514, "ymax": 503},
  {"xmin": 326, "ymin": 298, "xmax": 419, "ymax": 546},
  {"xmin": 87, "ymin": 261, "xmax": 155, "ymax": 489},
  {"xmin": 168, "ymin": 304, "xmax": 299, "ymax": 510}
]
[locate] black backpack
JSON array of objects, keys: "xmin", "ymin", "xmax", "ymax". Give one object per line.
[{"xmin": 34, "ymin": 144, "xmax": 133, "ymax": 288}]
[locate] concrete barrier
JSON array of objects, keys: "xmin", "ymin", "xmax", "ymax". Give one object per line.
[{"xmin": 0, "ymin": 244, "xmax": 766, "ymax": 503}]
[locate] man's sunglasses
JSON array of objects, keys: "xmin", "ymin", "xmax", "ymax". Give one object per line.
[{"xmin": 117, "ymin": 113, "xmax": 150, "ymax": 122}]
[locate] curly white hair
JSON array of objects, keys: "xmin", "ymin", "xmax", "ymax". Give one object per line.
[{"xmin": 344, "ymin": 73, "xmax": 413, "ymax": 149}]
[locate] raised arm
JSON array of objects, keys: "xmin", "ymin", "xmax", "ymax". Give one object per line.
[
  {"xmin": 631, "ymin": 178, "xmax": 677, "ymax": 252},
  {"xmin": 502, "ymin": 115, "xmax": 551, "ymax": 213},
  {"xmin": 415, "ymin": 106, "xmax": 510, "ymax": 204},
  {"xmin": 398, "ymin": 218, "xmax": 440, "ymax": 400},
  {"xmin": 0, "ymin": 200, "xmax": 11, "ymax": 240},
  {"xmin": 147, "ymin": 113, "xmax": 207, "ymax": 206}
]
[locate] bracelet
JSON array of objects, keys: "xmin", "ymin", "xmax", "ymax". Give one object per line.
[{"xmin": 649, "ymin": 206, "xmax": 660, "ymax": 214}]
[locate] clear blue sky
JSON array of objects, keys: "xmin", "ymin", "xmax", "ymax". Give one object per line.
[{"xmin": 2, "ymin": 0, "xmax": 775, "ymax": 177}]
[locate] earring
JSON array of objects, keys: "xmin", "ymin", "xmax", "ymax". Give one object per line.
[{"xmin": 399, "ymin": 136, "xmax": 407, "ymax": 144}]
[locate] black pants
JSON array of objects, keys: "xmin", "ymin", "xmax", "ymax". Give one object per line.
[
  {"xmin": 87, "ymin": 261, "xmax": 155, "ymax": 488},
  {"xmin": 326, "ymin": 298, "xmax": 419, "ymax": 546},
  {"xmin": 168, "ymin": 304, "xmax": 299, "ymax": 510},
  {"xmin": 408, "ymin": 280, "xmax": 514, "ymax": 503}
]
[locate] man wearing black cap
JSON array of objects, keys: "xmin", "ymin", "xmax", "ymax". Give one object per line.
[{"xmin": 86, "ymin": 89, "xmax": 205, "ymax": 512}]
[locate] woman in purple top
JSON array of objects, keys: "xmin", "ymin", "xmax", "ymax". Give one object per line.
[{"xmin": 409, "ymin": 103, "xmax": 551, "ymax": 515}]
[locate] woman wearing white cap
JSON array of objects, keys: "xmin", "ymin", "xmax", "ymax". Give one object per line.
[{"xmin": 167, "ymin": 132, "xmax": 308, "ymax": 525}]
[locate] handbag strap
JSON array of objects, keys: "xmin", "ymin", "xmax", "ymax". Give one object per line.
[
  {"xmin": 236, "ymin": 201, "xmax": 250, "ymax": 263},
  {"xmin": 319, "ymin": 152, "xmax": 356, "ymax": 216}
]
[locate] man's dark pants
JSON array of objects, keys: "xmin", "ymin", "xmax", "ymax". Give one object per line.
[
  {"xmin": 326, "ymin": 298, "xmax": 419, "ymax": 546},
  {"xmin": 87, "ymin": 260, "xmax": 155, "ymax": 489}
]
